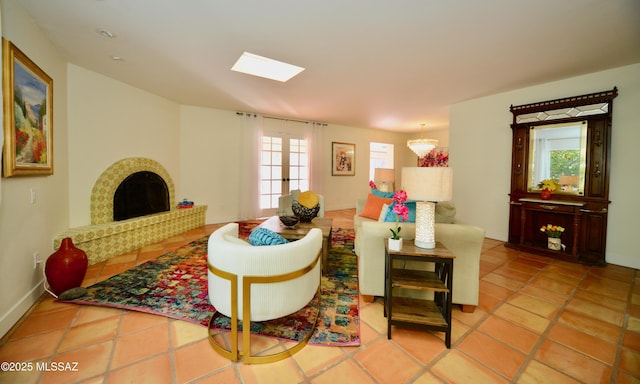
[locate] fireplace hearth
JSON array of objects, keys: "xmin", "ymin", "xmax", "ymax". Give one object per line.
[{"xmin": 54, "ymin": 157, "xmax": 207, "ymax": 264}]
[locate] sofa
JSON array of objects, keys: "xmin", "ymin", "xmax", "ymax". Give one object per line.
[{"xmin": 354, "ymin": 196, "xmax": 485, "ymax": 312}]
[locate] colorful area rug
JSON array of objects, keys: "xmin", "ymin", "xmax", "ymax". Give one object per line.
[{"xmin": 63, "ymin": 223, "xmax": 359, "ymax": 346}]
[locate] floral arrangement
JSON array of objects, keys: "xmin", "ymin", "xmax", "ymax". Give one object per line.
[
  {"xmin": 538, "ymin": 179, "xmax": 559, "ymax": 191},
  {"xmin": 389, "ymin": 190, "xmax": 408, "ymax": 240},
  {"xmin": 540, "ymin": 224, "xmax": 565, "ymax": 238},
  {"xmin": 419, "ymin": 148, "xmax": 449, "ymax": 167}
]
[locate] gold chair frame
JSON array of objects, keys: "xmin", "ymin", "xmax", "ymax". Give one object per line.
[{"xmin": 207, "ymin": 249, "xmax": 321, "ymax": 364}]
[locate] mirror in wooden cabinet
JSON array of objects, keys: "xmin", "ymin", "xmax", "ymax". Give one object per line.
[{"xmin": 527, "ymin": 120, "xmax": 587, "ymax": 196}]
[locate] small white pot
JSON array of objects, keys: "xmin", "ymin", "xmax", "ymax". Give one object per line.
[
  {"xmin": 388, "ymin": 238, "xmax": 403, "ymax": 251},
  {"xmin": 547, "ymin": 237, "xmax": 562, "ymax": 251}
]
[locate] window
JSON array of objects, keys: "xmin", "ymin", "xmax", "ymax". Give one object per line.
[{"xmin": 369, "ymin": 142, "xmax": 394, "ymax": 180}]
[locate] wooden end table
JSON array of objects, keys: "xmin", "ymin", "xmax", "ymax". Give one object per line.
[
  {"xmin": 384, "ymin": 240, "xmax": 455, "ymax": 348},
  {"xmin": 257, "ymin": 216, "xmax": 333, "ymax": 273}
]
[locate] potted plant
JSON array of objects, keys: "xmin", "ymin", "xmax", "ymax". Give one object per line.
[
  {"xmin": 388, "ymin": 190, "xmax": 409, "ymax": 251},
  {"xmin": 540, "ymin": 224, "xmax": 565, "ymax": 250}
]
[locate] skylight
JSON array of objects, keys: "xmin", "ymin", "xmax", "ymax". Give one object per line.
[{"xmin": 231, "ymin": 52, "xmax": 305, "ymax": 82}]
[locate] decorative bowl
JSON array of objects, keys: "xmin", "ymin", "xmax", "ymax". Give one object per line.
[
  {"xmin": 279, "ymin": 215, "xmax": 300, "ymax": 228},
  {"xmin": 291, "ymin": 201, "xmax": 320, "ymax": 222}
]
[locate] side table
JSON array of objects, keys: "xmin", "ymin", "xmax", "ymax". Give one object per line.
[{"xmin": 384, "ymin": 240, "xmax": 455, "ymax": 348}]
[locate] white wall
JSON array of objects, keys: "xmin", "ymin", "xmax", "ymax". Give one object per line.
[
  {"xmin": 0, "ymin": 0, "xmax": 69, "ymax": 336},
  {"xmin": 67, "ymin": 65, "xmax": 181, "ymax": 227},
  {"xmin": 451, "ymin": 63, "xmax": 640, "ymax": 268}
]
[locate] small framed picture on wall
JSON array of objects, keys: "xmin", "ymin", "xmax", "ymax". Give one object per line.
[{"xmin": 332, "ymin": 142, "xmax": 355, "ymax": 176}]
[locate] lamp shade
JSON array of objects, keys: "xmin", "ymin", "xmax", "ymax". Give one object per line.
[
  {"xmin": 374, "ymin": 168, "xmax": 395, "ymax": 192},
  {"xmin": 401, "ymin": 167, "xmax": 453, "ymax": 202}
]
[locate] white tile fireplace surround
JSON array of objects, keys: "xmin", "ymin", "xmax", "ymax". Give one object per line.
[{"xmin": 54, "ymin": 157, "xmax": 207, "ymax": 265}]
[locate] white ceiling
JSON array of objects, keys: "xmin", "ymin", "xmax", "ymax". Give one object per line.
[{"xmin": 14, "ymin": 0, "xmax": 640, "ymax": 132}]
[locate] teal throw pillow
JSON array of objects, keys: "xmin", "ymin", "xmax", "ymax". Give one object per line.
[
  {"xmin": 371, "ymin": 188, "xmax": 395, "ymax": 198},
  {"xmin": 248, "ymin": 228, "xmax": 289, "ymax": 246},
  {"xmin": 384, "ymin": 201, "xmax": 418, "ymax": 223}
]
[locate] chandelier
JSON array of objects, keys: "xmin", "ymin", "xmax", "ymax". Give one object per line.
[{"xmin": 407, "ymin": 124, "xmax": 438, "ymax": 157}]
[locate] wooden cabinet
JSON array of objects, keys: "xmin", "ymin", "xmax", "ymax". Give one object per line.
[
  {"xmin": 384, "ymin": 241, "xmax": 454, "ymax": 348},
  {"xmin": 506, "ymin": 88, "xmax": 617, "ymax": 265}
]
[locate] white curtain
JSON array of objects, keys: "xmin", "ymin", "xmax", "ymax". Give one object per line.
[
  {"xmin": 533, "ymin": 138, "xmax": 551, "ymax": 184},
  {"xmin": 237, "ymin": 113, "xmax": 263, "ymax": 220},
  {"xmin": 305, "ymin": 122, "xmax": 325, "ymax": 195}
]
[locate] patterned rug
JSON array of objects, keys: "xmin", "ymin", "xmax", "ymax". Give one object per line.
[{"xmin": 63, "ymin": 223, "xmax": 359, "ymax": 346}]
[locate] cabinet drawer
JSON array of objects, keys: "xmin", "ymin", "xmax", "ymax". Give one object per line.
[{"xmin": 523, "ymin": 202, "xmax": 580, "ymax": 214}]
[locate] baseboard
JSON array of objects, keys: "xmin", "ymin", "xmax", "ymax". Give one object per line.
[{"xmin": 0, "ymin": 279, "xmax": 44, "ymax": 338}]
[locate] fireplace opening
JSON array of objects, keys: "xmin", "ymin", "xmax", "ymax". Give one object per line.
[{"xmin": 113, "ymin": 171, "xmax": 170, "ymax": 221}]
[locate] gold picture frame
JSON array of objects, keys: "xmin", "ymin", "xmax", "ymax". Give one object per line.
[
  {"xmin": 332, "ymin": 142, "xmax": 355, "ymax": 176},
  {"xmin": 2, "ymin": 38, "xmax": 53, "ymax": 177}
]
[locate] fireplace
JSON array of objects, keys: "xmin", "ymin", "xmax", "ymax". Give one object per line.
[
  {"xmin": 54, "ymin": 157, "xmax": 207, "ymax": 264},
  {"xmin": 113, "ymin": 171, "xmax": 170, "ymax": 221}
]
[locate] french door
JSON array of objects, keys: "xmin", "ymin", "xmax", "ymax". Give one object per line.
[{"xmin": 259, "ymin": 134, "xmax": 309, "ymax": 216}]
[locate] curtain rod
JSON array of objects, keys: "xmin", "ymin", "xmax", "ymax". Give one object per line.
[{"xmin": 236, "ymin": 112, "xmax": 327, "ymax": 127}]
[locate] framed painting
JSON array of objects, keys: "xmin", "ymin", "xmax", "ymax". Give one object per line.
[
  {"xmin": 2, "ymin": 38, "xmax": 53, "ymax": 177},
  {"xmin": 332, "ymin": 142, "xmax": 355, "ymax": 176}
]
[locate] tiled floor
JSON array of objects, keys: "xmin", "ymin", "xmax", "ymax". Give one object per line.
[{"xmin": 1, "ymin": 209, "xmax": 638, "ymax": 384}]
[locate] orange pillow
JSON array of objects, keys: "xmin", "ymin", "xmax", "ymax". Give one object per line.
[{"xmin": 359, "ymin": 193, "xmax": 393, "ymax": 220}]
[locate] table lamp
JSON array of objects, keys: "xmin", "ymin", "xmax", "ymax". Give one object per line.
[
  {"xmin": 401, "ymin": 167, "xmax": 453, "ymax": 248},
  {"xmin": 374, "ymin": 168, "xmax": 395, "ymax": 192}
]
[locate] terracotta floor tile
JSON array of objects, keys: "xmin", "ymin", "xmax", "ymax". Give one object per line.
[
  {"xmin": 477, "ymin": 316, "xmax": 539, "ymax": 353},
  {"xmin": 589, "ymin": 264, "xmax": 636, "ymax": 282},
  {"xmin": 191, "ymin": 367, "xmax": 239, "ymax": 384},
  {"xmin": 39, "ymin": 340, "xmax": 114, "ymax": 384},
  {"xmin": 386, "ymin": 327, "xmax": 447, "ymax": 365},
  {"xmin": 431, "ymin": 350, "xmax": 509, "ymax": 384},
  {"xmin": 0, "ymin": 329, "xmax": 66, "ymax": 362},
  {"xmin": 477, "ymin": 291, "xmax": 503, "ymax": 313},
  {"xmin": 528, "ymin": 275, "xmax": 576, "ymax": 295},
  {"xmin": 312, "ymin": 358, "xmax": 377, "ymax": 384},
  {"xmin": 536, "ymin": 270, "xmax": 582, "ymax": 287},
  {"xmin": 518, "ymin": 284, "xmax": 569, "ymax": 306},
  {"xmin": 293, "ymin": 344, "xmax": 346, "ymax": 377},
  {"xmin": 507, "ymin": 293, "xmax": 560, "ymax": 319},
  {"xmin": 107, "ymin": 353, "xmax": 173, "ymax": 384},
  {"xmin": 457, "ymin": 330, "xmax": 526, "ymax": 379},
  {"xmin": 111, "ymin": 324, "xmax": 170, "ymax": 369},
  {"xmin": 494, "ymin": 303, "xmax": 550, "ymax": 334},
  {"xmin": 482, "ymin": 272, "xmax": 526, "ymax": 291},
  {"xmin": 547, "ymin": 323, "xmax": 617, "ymax": 364},
  {"xmin": 119, "ymin": 311, "xmax": 169, "ymax": 335},
  {"xmin": 354, "ymin": 338, "xmax": 422, "ymax": 384},
  {"xmin": 573, "ymin": 289, "xmax": 628, "ymax": 312},
  {"xmin": 518, "ymin": 360, "xmax": 582, "ymax": 384},
  {"xmin": 492, "ymin": 264, "xmax": 536, "ymax": 282},
  {"xmin": 9, "ymin": 307, "xmax": 78, "ymax": 339},
  {"xmin": 170, "ymin": 318, "xmax": 207, "ymax": 348},
  {"xmin": 619, "ymin": 348, "xmax": 640, "ymax": 377},
  {"xmin": 479, "ymin": 280, "xmax": 514, "ymax": 301},
  {"xmin": 72, "ymin": 305, "xmax": 121, "ymax": 326},
  {"xmin": 579, "ymin": 275, "xmax": 631, "ymax": 299},
  {"xmin": 565, "ymin": 297, "xmax": 625, "ymax": 326},
  {"xmin": 544, "ymin": 263, "xmax": 589, "ymax": 280},
  {"xmin": 174, "ymin": 339, "xmax": 232, "ymax": 383},
  {"xmin": 535, "ymin": 340, "xmax": 613, "ymax": 384},
  {"xmin": 237, "ymin": 354, "xmax": 304, "ymax": 384},
  {"xmin": 623, "ymin": 330, "xmax": 640, "ymax": 352},
  {"xmin": 558, "ymin": 310, "xmax": 622, "ymax": 343},
  {"xmin": 57, "ymin": 317, "xmax": 120, "ymax": 353}
]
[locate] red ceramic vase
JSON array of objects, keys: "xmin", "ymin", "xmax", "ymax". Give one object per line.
[
  {"xmin": 45, "ymin": 237, "xmax": 88, "ymax": 295},
  {"xmin": 540, "ymin": 188, "xmax": 552, "ymax": 200}
]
